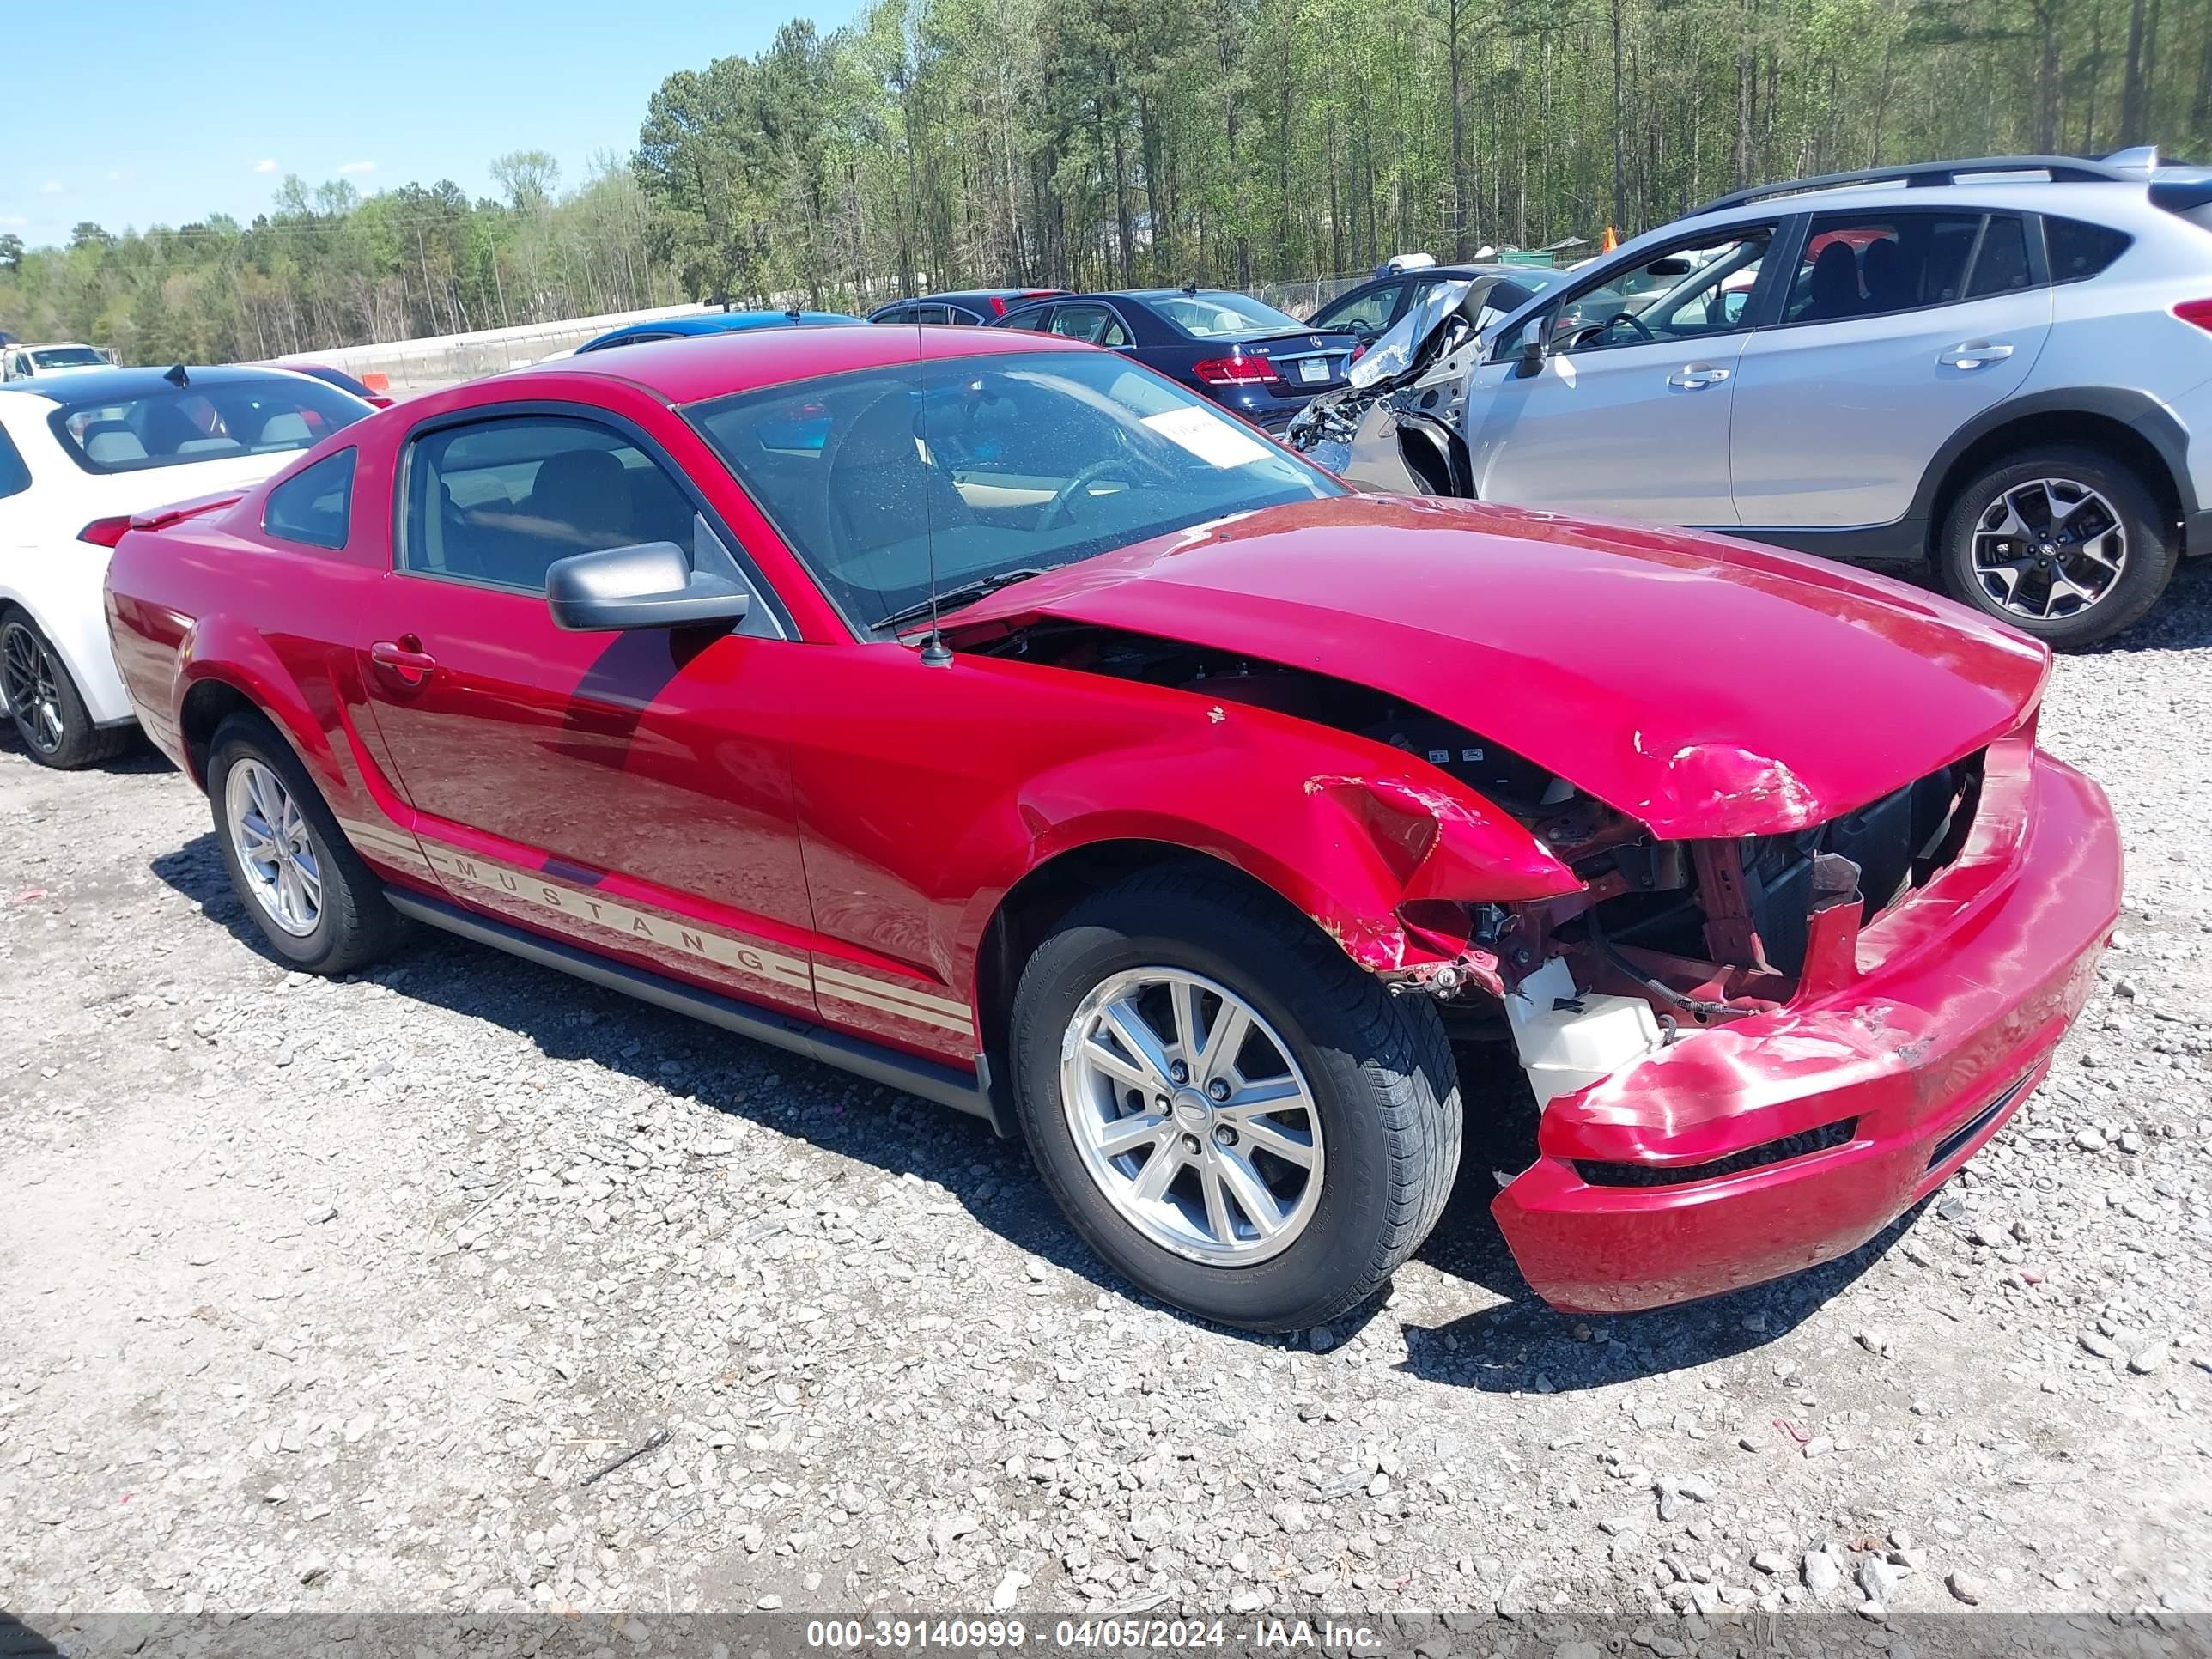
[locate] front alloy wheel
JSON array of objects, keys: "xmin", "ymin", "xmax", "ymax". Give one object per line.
[
  {"xmin": 1010, "ymin": 866, "xmax": 1462, "ymax": 1333},
  {"xmin": 1061, "ymin": 968, "xmax": 1325, "ymax": 1264},
  {"xmin": 1939, "ymin": 444, "xmax": 2176, "ymax": 648}
]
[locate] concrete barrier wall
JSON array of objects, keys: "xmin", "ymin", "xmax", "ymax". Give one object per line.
[{"xmin": 274, "ymin": 303, "xmax": 716, "ymax": 393}]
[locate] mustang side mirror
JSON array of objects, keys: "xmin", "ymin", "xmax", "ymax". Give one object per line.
[
  {"xmin": 1516, "ymin": 318, "xmax": 1548, "ymax": 375},
  {"xmin": 545, "ymin": 514, "xmax": 754, "ymax": 632}
]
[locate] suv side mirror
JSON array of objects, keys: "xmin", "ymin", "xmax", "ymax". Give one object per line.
[
  {"xmin": 545, "ymin": 514, "xmax": 754, "ymax": 632},
  {"xmin": 1516, "ymin": 318, "xmax": 1548, "ymax": 374}
]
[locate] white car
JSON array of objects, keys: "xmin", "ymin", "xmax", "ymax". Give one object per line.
[
  {"xmin": 2, "ymin": 342, "xmax": 116, "ymax": 381},
  {"xmin": 0, "ymin": 365, "xmax": 374, "ymax": 766}
]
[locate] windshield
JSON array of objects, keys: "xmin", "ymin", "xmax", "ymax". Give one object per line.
[
  {"xmin": 32, "ymin": 347, "xmax": 107, "ymax": 369},
  {"xmin": 689, "ymin": 348, "xmax": 1341, "ymax": 632},
  {"xmin": 49, "ymin": 376, "xmax": 371, "ymax": 474},
  {"xmin": 1150, "ymin": 292, "xmax": 1307, "ymax": 340}
]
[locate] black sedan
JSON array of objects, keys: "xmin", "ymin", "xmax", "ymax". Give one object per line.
[
  {"xmin": 990, "ymin": 289, "xmax": 1360, "ymax": 430},
  {"xmin": 1308, "ymin": 263, "xmax": 1575, "ymax": 348}
]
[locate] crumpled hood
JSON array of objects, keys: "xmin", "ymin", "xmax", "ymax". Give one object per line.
[{"xmin": 948, "ymin": 494, "xmax": 2049, "ymax": 837}]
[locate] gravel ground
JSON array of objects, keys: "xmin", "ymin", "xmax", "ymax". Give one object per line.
[{"xmin": 3, "ymin": 563, "xmax": 2209, "ymax": 1639}]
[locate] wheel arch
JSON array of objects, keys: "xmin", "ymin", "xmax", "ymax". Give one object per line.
[
  {"xmin": 177, "ymin": 676, "xmax": 263, "ymax": 787},
  {"xmin": 1913, "ymin": 390, "xmax": 2193, "ymax": 561},
  {"xmin": 169, "ymin": 618, "xmax": 339, "ymax": 795},
  {"xmin": 969, "ymin": 838, "xmax": 1348, "ymax": 1133}
]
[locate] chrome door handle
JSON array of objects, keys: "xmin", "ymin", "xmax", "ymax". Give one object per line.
[
  {"xmin": 369, "ymin": 639, "xmax": 437, "ymax": 683},
  {"xmin": 1940, "ymin": 340, "xmax": 2014, "ymax": 368},
  {"xmin": 1666, "ymin": 364, "xmax": 1731, "ymax": 389}
]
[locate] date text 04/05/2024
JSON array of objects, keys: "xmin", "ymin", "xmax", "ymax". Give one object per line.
[{"xmin": 802, "ymin": 1619, "xmax": 1384, "ymax": 1650}]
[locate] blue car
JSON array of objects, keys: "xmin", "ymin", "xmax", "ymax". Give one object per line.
[
  {"xmin": 573, "ymin": 308, "xmax": 863, "ymax": 355},
  {"xmin": 989, "ymin": 289, "xmax": 1361, "ymax": 430}
]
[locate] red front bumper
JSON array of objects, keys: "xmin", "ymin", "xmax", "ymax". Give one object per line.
[{"xmin": 1492, "ymin": 739, "xmax": 2122, "ymax": 1314}]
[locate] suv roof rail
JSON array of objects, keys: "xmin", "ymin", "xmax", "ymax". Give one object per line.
[{"xmin": 1687, "ymin": 154, "xmax": 2142, "ymax": 217}]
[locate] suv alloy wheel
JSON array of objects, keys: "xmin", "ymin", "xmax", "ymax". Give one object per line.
[{"xmin": 1938, "ymin": 444, "xmax": 2178, "ymax": 647}]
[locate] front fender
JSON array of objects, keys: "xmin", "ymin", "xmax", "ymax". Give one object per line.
[{"xmin": 951, "ymin": 707, "xmax": 1581, "ymax": 980}]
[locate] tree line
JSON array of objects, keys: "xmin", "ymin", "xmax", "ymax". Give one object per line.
[{"xmin": 5, "ymin": 0, "xmax": 2208, "ymax": 362}]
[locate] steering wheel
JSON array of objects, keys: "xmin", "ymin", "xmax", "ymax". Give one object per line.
[
  {"xmin": 1040, "ymin": 458, "xmax": 1141, "ymax": 528},
  {"xmin": 1597, "ymin": 309, "xmax": 1657, "ymax": 344}
]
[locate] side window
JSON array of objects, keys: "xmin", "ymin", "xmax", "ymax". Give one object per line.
[
  {"xmin": 1781, "ymin": 213, "xmax": 1988, "ymax": 325},
  {"xmin": 2045, "ymin": 216, "xmax": 2132, "ymax": 283},
  {"xmin": 0, "ymin": 424, "xmax": 30, "ymax": 500},
  {"xmin": 1966, "ymin": 215, "xmax": 2033, "ymax": 297},
  {"xmin": 263, "ymin": 448, "xmax": 356, "ymax": 550},
  {"xmin": 910, "ymin": 304, "xmax": 953, "ymax": 325},
  {"xmin": 1048, "ymin": 303, "xmax": 1131, "ymax": 347},
  {"xmin": 402, "ymin": 416, "xmax": 703, "ymax": 593},
  {"xmin": 873, "ymin": 306, "xmax": 913, "ymax": 324},
  {"xmin": 1316, "ymin": 281, "xmax": 1405, "ymax": 337},
  {"xmin": 946, "ymin": 305, "xmax": 985, "ymax": 325},
  {"xmin": 1538, "ymin": 229, "xmax": 1773, "ymax": 355}
]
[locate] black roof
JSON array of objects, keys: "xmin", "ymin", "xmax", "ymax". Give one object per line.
[{"xmin": 0, "ymin": 363, "xmax": 318, "ymax": 401}]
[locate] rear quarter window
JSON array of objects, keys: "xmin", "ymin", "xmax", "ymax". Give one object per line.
[
  {"xmin": 262, "ymin": 448, "xmax": 356, "ymax": 550},
  {"xmin": 2045, "ymin": 216, "xmax": 2133, "ymax": 283},
  {"xmin": 0, "ymin": 424, "xmax": 30, "ymax": 500}
]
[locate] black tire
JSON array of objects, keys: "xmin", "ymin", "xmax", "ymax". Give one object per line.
[
  {"xmin": 1008, "ymin": 865, "xmax": 1462, "ymax": 1333},
  {"xmin": 1937, "ymin": 444, "xmax": 2176, "ymax": 648},
  {"xmin": 0, "ymin": 609, "xmax": 132, "ymax": 769},
  {"xmin": 206, "ymin": 711, "xmax": 403, "ymax": 975}
]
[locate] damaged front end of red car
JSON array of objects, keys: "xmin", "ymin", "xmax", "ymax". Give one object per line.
[
  {"xmin": 1446, "ymin": 720, "xmax": 2120, "ymax": 1313},
  {"xmin": 947, "ymin": 499, "xmax": 2123, "ymax": 1312}
]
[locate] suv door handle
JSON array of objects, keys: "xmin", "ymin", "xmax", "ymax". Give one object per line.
[
  {"xmin": 369, "ymin": 638, "xmax": 437, "ymax": 682},
  {"xmin": 1940, "ymin": 340, "xmax": 2014, "ymax": 368},
  {"xmin": 1666, "ymin": 364, "xmax": 1732, "ymax": 389}
]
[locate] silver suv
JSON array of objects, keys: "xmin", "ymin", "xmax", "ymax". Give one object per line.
[{"xmin": 1297, "ymin": 150, "xmax": 2212, "ymax": 647}]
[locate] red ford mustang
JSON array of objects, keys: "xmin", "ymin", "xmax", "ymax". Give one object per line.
[{"xmin": 103, "ymin": 325, "xmax": 2122, "ymax": 1331}]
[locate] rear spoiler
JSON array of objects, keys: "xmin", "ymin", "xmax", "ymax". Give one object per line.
[{"xmin": 129, "ymin": 490, "xmax": 246, "ymax": 532}]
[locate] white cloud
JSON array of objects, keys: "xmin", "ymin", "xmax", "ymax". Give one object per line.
[
  {"xmin": 38, "ymin": 180, "xmax": 61, "ymax": 194},
  {"xmin": 0, "ymin": 215, "xmax": 27, "ymax": 228},
  {"xmin": 336, "ymin": 160, "xmax": 376, "ymax": 176},
  {"xmin": 105, "ymin": 169, "xmax": 123, "ymax": 182},
  {"xmin": 254, "ymin": 158, "xmax": 276, "ymax": 173}
]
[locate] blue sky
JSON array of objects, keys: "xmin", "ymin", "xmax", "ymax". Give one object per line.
[{"xmin": 0, "ymin": 0, "xmax": 862, "ymax": 249}]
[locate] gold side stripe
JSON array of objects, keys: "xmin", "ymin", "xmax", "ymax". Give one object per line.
[
  {"xmin": 813, "ymin": 965, "xmax": 970, "ymax": 1020},
  {"xmin": 333, "ymin": 821, "xmax": 971, "ymax": 1026},
  {"xmin": 816, "ymin": 983, "xmax": 974, "ymax": 1033},
  {"xmin": 422, "ymin": 844, "xmax": 811, "ymax": 995}
]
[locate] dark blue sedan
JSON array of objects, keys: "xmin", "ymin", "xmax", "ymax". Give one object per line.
[
  {"xmin": 573, "ymin": 308, "xmax": 863, "ymax": 355},
  {"xmin": 990, "ymin": 289, "xmax": 1361, "ymax": 430}
]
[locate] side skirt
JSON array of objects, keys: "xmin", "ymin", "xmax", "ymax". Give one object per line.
[
  {"xmin": 384, "ymin": 888, "xmax": 996, "ymax": 1125},
  {"xmin": 1722, "ymin": 520, "xmax": 1929, "ymax": 563}
]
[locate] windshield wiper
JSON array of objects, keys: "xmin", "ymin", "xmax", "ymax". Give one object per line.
[{"xmin": 873, "ymin": 568, "xmax": 1049, "ymax": 635}]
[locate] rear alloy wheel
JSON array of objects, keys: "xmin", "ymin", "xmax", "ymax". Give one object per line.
[
  {"xmin": 1939, "ymin": 445, "xmax": 2175, "ymax": 647},
  {"xmin": 1010, "ymin": 866, "xmax": 1462, "ymax": 1333},
  {"xmin": 0, "ymin": 613, "xmax": 130, "ymax": 769},
  {"xmin": 207, "ymin": 711, "xmax": 403, "ymax": 975}
]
